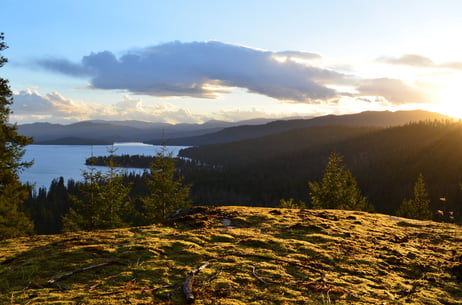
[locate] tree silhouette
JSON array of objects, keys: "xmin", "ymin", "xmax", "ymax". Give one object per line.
[
  {"xmin": 0, "ymin": 33, "xmax": 34, "ymax": 239},
  {"xmin": 396, "ymin": 173, "xmax": 432, "ymax": 220}
]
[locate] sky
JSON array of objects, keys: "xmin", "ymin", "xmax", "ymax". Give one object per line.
[{"xmin": 3, "ymin": 0, "xmax": 462, "ymax": 124}]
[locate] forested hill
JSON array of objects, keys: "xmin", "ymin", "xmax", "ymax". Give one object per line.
[
  {"xmin": 149, "ymin": 110, "xmax": 452, "ymax": 146},
  {"xmin": 179, "ymin": 120, "xmax": 462, "ymax": 217}
]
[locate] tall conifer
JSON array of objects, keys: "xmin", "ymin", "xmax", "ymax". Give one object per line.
[
  {"xmin": 141, "ymin": 146, "xmax": 191, "ymax": 223},
  {"xmin": 62, "ymin": 147, "xmax": 133, "ymax": 231},
  {"xmin": 396, "ymin": 173, "xmax": 432, "ymax": 220},
  {"xmin": 0, "ymin": 33, "xmax": 34, "ymax": 239}
]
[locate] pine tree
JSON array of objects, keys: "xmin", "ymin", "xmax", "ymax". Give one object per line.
[
  {"xmin": 141, "ymin": 146, "xmax": 192, "ymax": 223},
  {"xmin": 308, "ymin": 152, "xmax": 372, "ymax": 211},
  {"xmin": 396, "ymin": 173, "xmax": 432, "ymax": 220},
  {"xmin": 62, "ymin": 147, "xmax": 133, "ymax": 231},
  {"xmin": 62, "ymin": 166, "xmax": 104, "ymax": 231},
  {"xmin": 0, "ymin": 33, "xmax": 34, "ymax": 239},
  {"xmin": 95, "ymin": 147, "xmax": 134, "ymax": 229}
]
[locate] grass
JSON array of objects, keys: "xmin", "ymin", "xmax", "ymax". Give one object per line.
[{"xmin": 1, "ymin": 206, "xmax": 461, "ymax": 304}]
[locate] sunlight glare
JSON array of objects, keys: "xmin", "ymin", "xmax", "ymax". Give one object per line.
[{"xmin": 435, "ymin": 86, "xmax": 462, "ymax": 119}]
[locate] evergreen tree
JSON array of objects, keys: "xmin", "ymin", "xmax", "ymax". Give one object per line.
[
  {"xmin": 96, "ymin": 147, "xmax": 134, "ymax": 228},
  {"xmin": 396, "ymin": 173, "xmax": 432, "ymax": 220},
  {"xmin": 308, "ymin": 152, "xmax": 372, "ymax": 211},
  {"xmin": 63, "ymin": 147, "xmax": 133, "ymax": 231},
  {"xmin": 62, "ymin": 166, "xmax": 104, "ymax": 231},
  {"xmin": 0, "ymin": 33, "xmax": 34, "ymax": 239},
  {"xmin": 141, "ymin": 146, "xmax": 192, "ymax": 223}
]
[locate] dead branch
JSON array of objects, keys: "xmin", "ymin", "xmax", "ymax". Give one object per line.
[
  {"xmin": 251, "ymin": 266, "xmax": 274, "ymax": 285},
  {"xmin": 47, "ymin": 261, "xmax": 120, "ymax": 286},
  {"xmin": 183, "ymin": 262, "xmax": 210, "ymax": 303},
  {"xmin": 202, "ymin": 268, "xmax": 222, "ymax": 283}
]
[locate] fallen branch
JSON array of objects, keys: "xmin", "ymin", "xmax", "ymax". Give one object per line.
[
  {"xmin": 47, "ymin": 261, "xmax": 120, "ymax": 286},
  {"xmin": 202, "ymin": 268, "xmax": 222, "ymax": 283},
  {"xmin": 252, "ymin": 266, "xmax": 274, "ymax": 285},
  {"xmin": 183, "ymin": 262, "xmax": 210, "ymax": 303}
]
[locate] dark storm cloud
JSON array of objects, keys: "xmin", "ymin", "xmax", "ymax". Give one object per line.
[{"xmin": 37, "ymin": 41, "xmax": 345, "ymax": 102}]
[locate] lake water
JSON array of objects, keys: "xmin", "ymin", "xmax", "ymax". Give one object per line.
[{"xmin": 19, "ymin": 143, "xmax": 188, "ymax": 189}]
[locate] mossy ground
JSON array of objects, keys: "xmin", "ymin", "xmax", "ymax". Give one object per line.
[{"xmin": 1, "ymin": 206, "xmax": 461, "ymax": 304}]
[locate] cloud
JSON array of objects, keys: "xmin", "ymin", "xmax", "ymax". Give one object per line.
[
  {"xmin": 10, "ymin": 90, "xmax": 205, "ymax": 124},
  {"xmin": 356, "ymin": 78, "xmax": 431, "ymax": 104},
  {"xmin": 37, "ymin": 58, "xmax": 90, "ymax": 76},
  {"xmin": 440, "ymin": 61, "xmax": 462, "ymax": 70},
  {"xmin": 377, "ymin": 54, "xmax": 434, "ymax": 67},
  {"xmin": 378, "ymin": 54, "xmax": 462, "ymax": 71},
  {"xmin": 36, "ymin": 41, "xmax": 345, "ymax": 103},
  {"xmin": 12, "ymin": 89, "xmax": 99, "ymax": 116},
  {"xmin": 274, "ymin": 50, "xmax": 322, "ymax": 61},
  {"xmin": 11, "ymin": 90, "xmax": 320, "ymax": 124},
  {"xmin": 110, "ymin": 95, "xmax": 201, "ymax": 124}
]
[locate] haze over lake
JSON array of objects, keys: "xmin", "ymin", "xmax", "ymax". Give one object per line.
[{"xmin": 20, "ymin": 143, "xmax": 188, "ymax": 189}]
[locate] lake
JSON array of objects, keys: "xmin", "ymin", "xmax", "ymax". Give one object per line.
[{"xmin": 19, "ymin": 143, "xmax": 188, "ymax": 189}]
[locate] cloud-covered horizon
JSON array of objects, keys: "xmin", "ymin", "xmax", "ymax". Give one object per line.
[
  {"xmin": 11, "ymin": 89, "xmax": 201, "ymax": 124},
  {"xmin": 36, "ymin": 41, "xmax": 345, "ymax": 103},
  {"xmin": 11, "ymin": 89, "xmax": 305, "ymax": 124}
]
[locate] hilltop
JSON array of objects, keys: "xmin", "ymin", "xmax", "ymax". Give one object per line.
[{"xmin": 1, "ymin": 206, "xmax": 461, "ymax": 304}]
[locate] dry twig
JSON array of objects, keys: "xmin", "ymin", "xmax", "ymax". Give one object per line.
[
  {"xmin": 251, "ymin": 266, "xmax": 274, "ymax": 284},
  {"xmin": 47, "ymin": 261, "xmax": 120, "ymax": 286},
  {"xmin": 183, "ymin": 262, "xmax": 210, "ymax": 303}
]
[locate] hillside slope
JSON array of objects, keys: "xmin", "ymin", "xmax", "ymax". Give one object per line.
[
  {"xmin": 179, "ymin": 121, "xmax": 462, "ymax": 215},
  {"xmin": 151, "ymin": 110, "xmax": 452, "ymax": 145},
  {"xmin": 1, "ymin": 206, "xmax": 461, "ymax": 304}
]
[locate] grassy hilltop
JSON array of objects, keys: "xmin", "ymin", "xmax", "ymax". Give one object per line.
[{"xmin": 1, "ymin": 206, "xmax": 461, "ymax": 304}]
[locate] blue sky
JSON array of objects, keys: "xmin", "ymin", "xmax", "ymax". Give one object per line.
[{"xmin": 3, "ymin": 0, "xmax": 462, "ymax": 124}]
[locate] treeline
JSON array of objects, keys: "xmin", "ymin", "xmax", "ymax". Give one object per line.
[
  {"xmin": 86, "ymin": 154, "xmax": 194, "ymax": 168},
  {"xmin": 86, "ymin": 154, "xmax": 155, "ymax": 168}
]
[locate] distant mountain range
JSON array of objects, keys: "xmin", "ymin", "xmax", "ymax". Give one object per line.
[
  {"xmin": 148, "ymin": 110, "xmax": 452, "ymax": 146},
  {"xmin": 18, "ymin": 110, "xmax": 452, "ymax": 145},
  {"xmin": 18, "ymin": 118, "xmax": 274, "ymax": 145}
]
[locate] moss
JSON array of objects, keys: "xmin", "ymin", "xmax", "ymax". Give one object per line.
[
  {"xmin": 0, "ymin": 206, "xmax": 461, "ymax": 304},
  {"xmin": 209, "ymin": 233, "xmax": 236, "ymax": 243}
]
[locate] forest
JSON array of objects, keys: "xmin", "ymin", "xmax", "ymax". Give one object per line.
[
  {"xmin": 179, "ymin": 120, "xmax": 462, "ymax": 216},
  {"xmin": 22, "ymin": 119, "xmax": 462, "ymax": 235}
]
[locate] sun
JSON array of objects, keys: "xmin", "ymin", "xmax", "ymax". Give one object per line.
[{"xmin": 434, "ymin": 86, "xmax": 462, "ymax": 119}]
